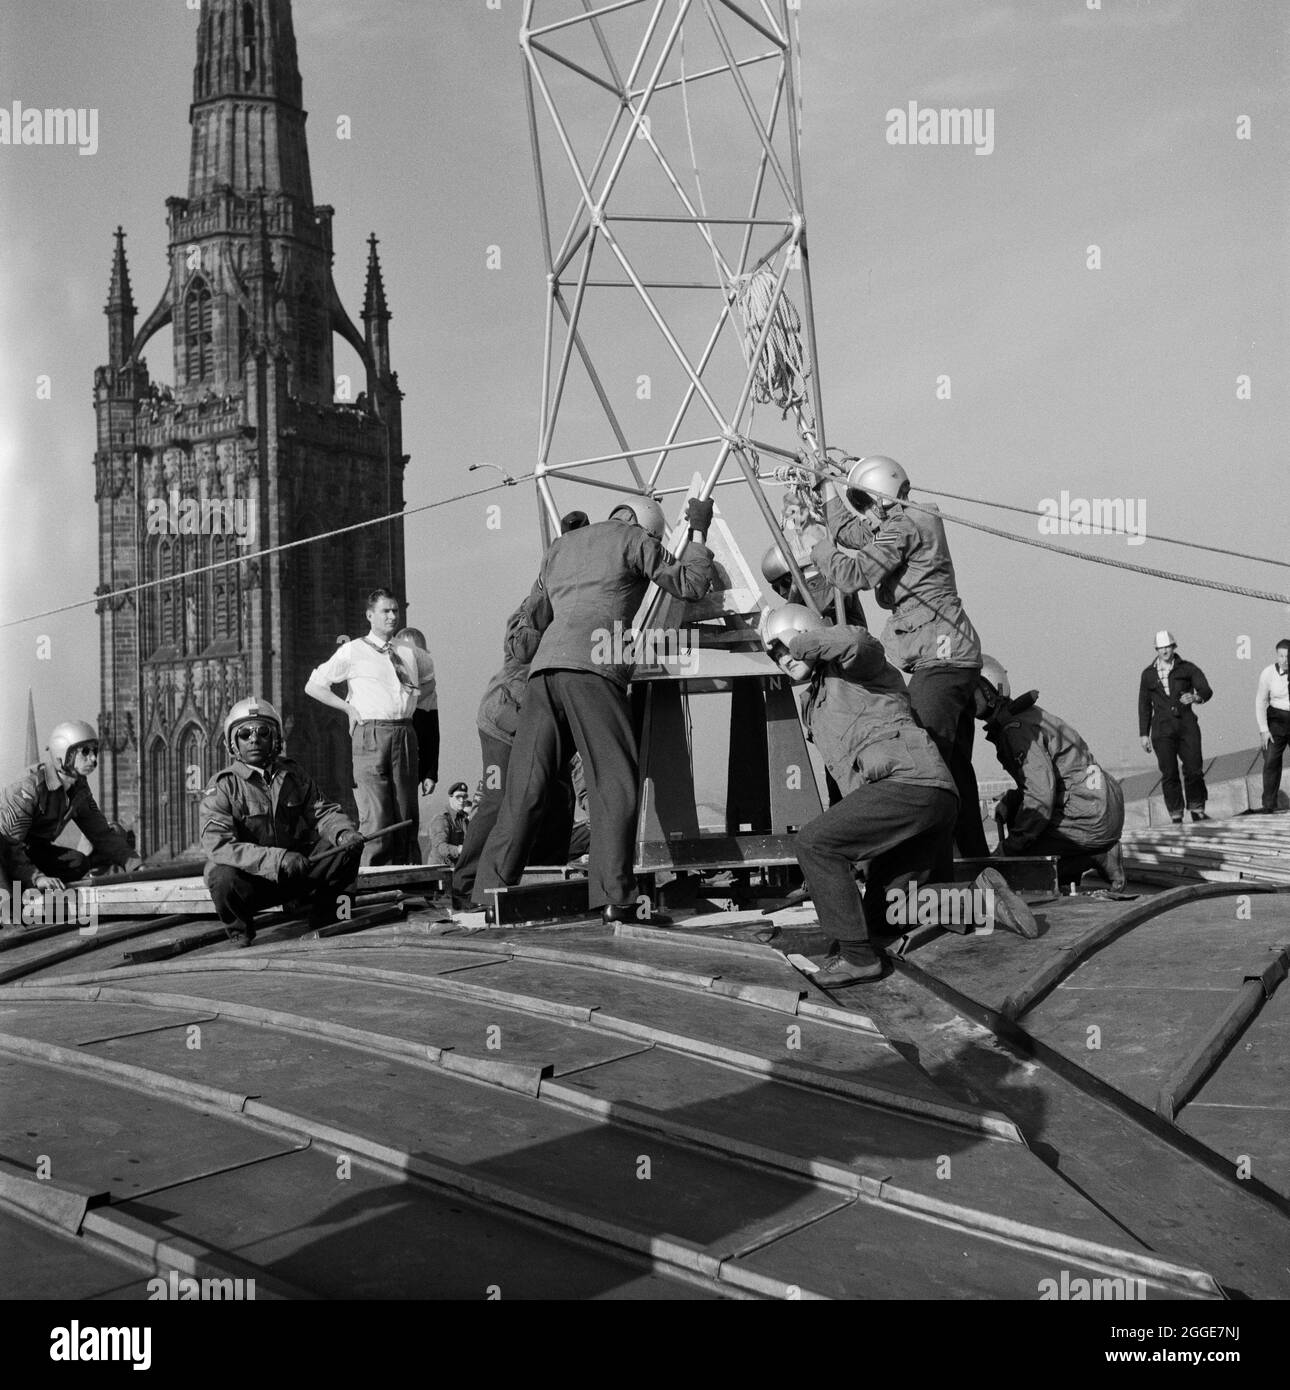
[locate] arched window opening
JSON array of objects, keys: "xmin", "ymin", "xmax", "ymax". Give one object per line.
[
  {"xmin": 158, "ymin": 538, "xmax": 179, "ymax": 649},
  {"xmin": 184, "ymin": 280, "xmax": 213, "ymax": 382},
  {"xmin": 148, "ymin": 740, "xmax": 169, "ymax": 858},
  {"xmin": 210, "ymin": 535, "xmax": 242, "ymax": 644},
  {"xmin": 242, "ymin": 3, "xmax": 257, "ymax": 79},
  {"xmin": 179, "ymin": 726, "xmax": 205, "ymax": 853}
]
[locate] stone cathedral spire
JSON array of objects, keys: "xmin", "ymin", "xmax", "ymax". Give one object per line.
[{"xmin": 94, "ymin": 0, "xmax": 409, "ymax": 857}]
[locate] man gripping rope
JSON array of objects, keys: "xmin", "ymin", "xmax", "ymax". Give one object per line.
[{"xmin": 804, "ymin": 455, "xmax": 989, "ymax": 859}]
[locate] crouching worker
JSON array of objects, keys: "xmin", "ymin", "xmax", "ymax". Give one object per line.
[
  {"xmin": 0, "ymin": 720, "xmax": 140, "ymax": 898},
  {"xmin": 763, "ymin": 608, "xmax": 1037, "ymax": 988},
  {"xmin": 975, "ymin": 657, "xmax": 1126, "ymax": 892},
  {"xmin": 201, "ymin": 697, "xmax": 365, "ymax": 947}
]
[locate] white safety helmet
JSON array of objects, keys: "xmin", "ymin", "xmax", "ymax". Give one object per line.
[
  {"xmin": 760, "ymin": 603, "xmax": 828, "ymax": 654},
  {"xmin": 978, "ymin": 655, "xmax": 1011, "ymax": 702},
  {"xmin": 840, "ymin": 455, "xmax": 909, "ymax": 520},
  {"xmin": 224, "ymin": 696, "xmax": 284, "ymax": 759},
  {"xmin": 48, "ymin": 719, "xmax": 100, "ymax": 775},
  {"xmin": 1154, "ymin": 630, "xmax": 1176, "ymax": 650},
  {"xmin": 608, "ymin": 496, "xmax": 666, "ymax": 538}
]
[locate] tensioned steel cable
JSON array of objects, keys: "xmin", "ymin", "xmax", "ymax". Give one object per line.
[
  {"xmin": 914, "ymin": 486, "xmax": 1290, "ymax": 571},
  {"xmin": 905, "ymin": 497, "xmax": 1290, "ymax": 606},
  {"xmin": 0, "ymin": 476, "xmax": 533, "ymax": 631}
]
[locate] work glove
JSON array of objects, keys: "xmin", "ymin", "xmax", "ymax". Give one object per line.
[
  {"xmin": 279, "ymin": 851, "xmax": 310, "ymax": 882},
  {"xmin": 685, "ymin": 497, "xmax": 714, "ymax": 538},
  {"xmin": 336, "ymin": 828, "xmax": 364, "ymax": 850},
  {"xmin": 791, "ymin": 522, "xmax": 829, "ymax": 562}
]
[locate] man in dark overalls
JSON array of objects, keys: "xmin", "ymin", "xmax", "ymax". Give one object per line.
[{"xmin": 1137, "ymin": 630, "xmax": 1212, "ymax": 823}]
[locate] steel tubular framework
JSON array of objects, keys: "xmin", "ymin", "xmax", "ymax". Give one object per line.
[{"xmin": 519, "ymin": 0, "xmax": 829, "ymax": 603}]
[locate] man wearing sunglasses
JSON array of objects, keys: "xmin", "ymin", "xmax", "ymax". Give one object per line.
[
  {"xmin": 0, "ymin": 719, "xmax": 140, "ymax": 900},
  {"xmin": 201, "ymin": 697, "xmax": 365, "ymax": 947}
]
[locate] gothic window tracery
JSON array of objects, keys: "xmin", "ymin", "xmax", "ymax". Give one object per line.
[{"xmin": 184, "ymin": 279, "xmax": 213, "ymax": 382}]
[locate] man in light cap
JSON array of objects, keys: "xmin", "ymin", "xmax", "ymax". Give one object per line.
[
  {"xmin": 201, "ymin": 697, "xmax": 365, "ymax": 947},
  {"xmin": 1138, "ymin": 631, "xmax": 1212, "ymax": 823},
  {"xmin": 975, "ymin": 658, "xmax": 1126, "ymax": 892},
  {"xmin": 0, "ymin": 720, "xmax": 140, "ymax": 902}
]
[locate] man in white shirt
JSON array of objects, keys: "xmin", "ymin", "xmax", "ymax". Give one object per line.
[
  {"xmin": 305, "ymin": 589, "xmax": 437, "ymax": 864},
  {"xmin": 1255, "ymin": 639, "xmax": 1290, "ymax": 813}
]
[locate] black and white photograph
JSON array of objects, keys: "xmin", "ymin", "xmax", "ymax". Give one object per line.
[{"xmin": 0, "ymin": 0, "xmax": 1286, "ymax": 1351}]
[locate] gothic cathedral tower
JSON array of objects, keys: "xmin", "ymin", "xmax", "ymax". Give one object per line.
[{"xmin": 94, "ymin": 0, "xmax": 406, "ymax": 857}]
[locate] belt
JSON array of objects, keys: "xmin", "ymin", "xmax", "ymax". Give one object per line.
[{"xmin": 355, "ymin": 718, "xmax": 414, "ymax": 727}]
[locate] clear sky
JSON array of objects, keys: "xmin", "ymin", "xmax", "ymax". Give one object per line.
[{"xmin": 1, "ymin": 0, "xmax": 1286, "ymax": 817}]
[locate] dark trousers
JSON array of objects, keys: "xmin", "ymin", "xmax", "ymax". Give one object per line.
[
  {"xmin": 1152, "ymin": 715, "xmax": 1206, "ymax": 815},
  {"xmin": 995, "ymin": 787, "xmax": 1117, "ymax": 885},
  {"xmin": 795, "ymin": 781, "xmax": 958, "ymax": 956},
  {"xmin": 206, "ymin": 851, "xmax": 362, "ymax": 938},
  {"xmin": 352, "ymin": 720, "xmax": 420, "ymax": 865},
  {"xmin": 1262, "ymin": 710, "xmax": 1290, "ymax": 810},
  {"xmin": 475, "ymin": 671, "xmax": 638, "ymax": 910},
  {"xmin": 0, "ymin": 841, "xmax": 119, "ymax": 897},
  {"xmin": 453, "ymin": 731, "xmax": 576, "ymax": 905},
  {"xmin": 908, "ymin": 665, "xmax": 989, "ymax": 857}
]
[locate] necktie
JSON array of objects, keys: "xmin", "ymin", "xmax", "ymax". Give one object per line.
[{"xmin": 369, "ymin": 639, "xmax": 418, "ymax": 692}]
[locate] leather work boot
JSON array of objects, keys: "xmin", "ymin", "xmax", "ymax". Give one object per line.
[
  {"xmin": 974, "ymin": 867, "xmax": 1040, "ymax": 939},
  {"xmin": 812, "ymin": 943, "xmax": 885, "ymax": 987},
  {"xmin": 1190, "ymin": 808, "xmax": 1209, "ymax": 822}
]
